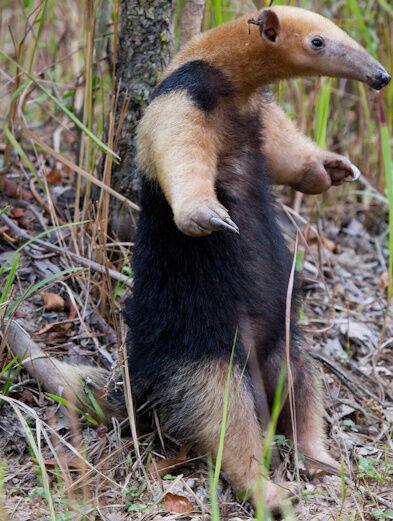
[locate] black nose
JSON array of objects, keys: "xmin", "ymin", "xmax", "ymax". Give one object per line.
[{"xmin": 372, "ymin": 69, "xmax": 391, "ymax": 90}]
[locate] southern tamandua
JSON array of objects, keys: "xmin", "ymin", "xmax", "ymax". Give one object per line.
[{"xmin": 7, "ymin": 5, "xmax": 390, "ymax": 512}]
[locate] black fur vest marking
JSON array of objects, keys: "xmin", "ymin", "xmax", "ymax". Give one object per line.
[{"xmin": 124, "ymin": 61, "xmax": 297, "ymax": 399}]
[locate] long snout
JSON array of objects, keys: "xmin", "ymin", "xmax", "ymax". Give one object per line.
[
  {"xmin": 342, "ymin": 45, "xmax": 390, "ymax": 91},
  {"xmin": 323, "ymin": 38, "xmax": 391, "ymax": 91}
]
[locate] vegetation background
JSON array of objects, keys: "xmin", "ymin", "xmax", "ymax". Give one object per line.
[{"xmin": 0, "ymin": 0, "xmax": 392, "ymax": 520}]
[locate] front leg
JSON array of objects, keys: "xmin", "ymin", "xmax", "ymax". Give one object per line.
[
  {"xmin": 137, "ymin": 91, "xmax": 237, "ymax": 236},
  {"xmin": 289, "ymin": 151, "xmax": 358, "ymax": 194},
  {"xmin": 260, "ymin": 99, "xmax": 357, "ymax": 194}
]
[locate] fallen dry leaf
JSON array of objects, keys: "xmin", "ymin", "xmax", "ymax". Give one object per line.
[
  {"xmin": 377, "ymin": 270, "xmax": 389, "ymax": 292},
  {"xmin": 3, "ymin": 178, "xmax": 33, "ymax": 200},
  {"xmin": 20, "ymin": 389, "xmax": 34, "ymax": 403},
  {"xmin": 62, "ymin": 298, "xmax": 79, "ymax": 330},
  {"xmin": 45, "ymin": 166, "xmax": 62, "ymax": 185},
  {"xmin": 10, "ymin": 208, "xmax": 25, "ymax": 219},
  {"xmin": 10, "ymin": 207, "xmax": 30, "ymax": 228},
  {"xmin": 149, "ymin": 444, "xmax": 189, "ymax": 479},
  {"xmin": 310, "ymin": 235, "xmax": 340, "ymax": 253},
  {"xmin": 149, "ymin": 457, "xmax": 187, "ymax": 479},
  {"xmin": 40, "ymin": 291, "xmax": 65, "ymax": 312},
  {"xmin": 33, "ymin": 322, "xmax": 65, "ymax": 336},
  {"xmin": 164, "ymin": 493, "xmax": 193, "ymax": 515}
]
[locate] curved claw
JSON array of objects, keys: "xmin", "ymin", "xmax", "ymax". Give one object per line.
[
  {"xmin": 210, "ymin": 217, "xmax": 239, "ymax": 234},
  {"xmin": 343, "ymin": 163, "xmax": 361, "ymax": 182}
]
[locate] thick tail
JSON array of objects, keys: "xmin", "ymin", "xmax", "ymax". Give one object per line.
[{"xmin": 4, "ymin": 320, "xmax": 123, "ymax": 421}]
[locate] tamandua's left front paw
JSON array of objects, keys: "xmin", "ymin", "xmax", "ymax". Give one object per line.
[
  {"xmin": 174, "ymin": 197, "xmax": 239, "ymax": 237},
  {"xmin": 291, "ymin": 152, "xmax": 359, "ymax": 194}
]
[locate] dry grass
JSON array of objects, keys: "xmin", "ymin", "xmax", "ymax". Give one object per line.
[{"xmin": 0, "ymin": 0, "xmax": 392, "ymax": 520}]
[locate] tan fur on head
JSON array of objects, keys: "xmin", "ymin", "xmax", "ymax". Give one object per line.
[
  {"xmin": 170, "ymin": 6, "xmax": 389, "ymax": 94},
  {"xmin": 262, "ymin": 6, "xmax": 388, "ymax": 88}
]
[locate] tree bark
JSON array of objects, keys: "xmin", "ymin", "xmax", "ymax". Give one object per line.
[
  {"xmin": 178, "ymin": 0, "xmax": 206, "ymax": 50},
  {"xmin": 110, "ymin": 0, "xmax": 176, "ymax": 231}
]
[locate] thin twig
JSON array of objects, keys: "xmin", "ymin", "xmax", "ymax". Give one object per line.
[
  {"xmin": 0, "ymin": 213, "xmax": 133, "ymax": 288},
  {"xmin": 311, "ymin": 352, "xmax": 384, "ymax": 405},
  {"xmin": 285, "ymin": 233, "xmax": 299, "ymax": 477}
]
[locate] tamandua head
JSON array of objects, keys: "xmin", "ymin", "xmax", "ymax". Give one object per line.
[{"xmin": 249, "ymin": 6, "xmax": 390, "ymax": 90}]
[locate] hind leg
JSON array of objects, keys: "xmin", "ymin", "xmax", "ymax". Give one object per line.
[
  {"xmin": 260, "ymin": 342, "xmax": 336, "ymax": 471},
  {"xmin": 162, "ymin": 359, "xmax": 292, "ymax": 511},
  {"xmin": 289, "ymin": 349, "xmax": 337, "ymax": 471}
]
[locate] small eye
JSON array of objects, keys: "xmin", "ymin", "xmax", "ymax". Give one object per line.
[{"xmin": 311, "ymin": 38, "xmax": 324, "ymax": 49}]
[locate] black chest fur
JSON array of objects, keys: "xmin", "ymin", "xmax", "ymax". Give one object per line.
[{"xmin": 124, "ymin": 61, "xmax": 297, "ymax": 398}]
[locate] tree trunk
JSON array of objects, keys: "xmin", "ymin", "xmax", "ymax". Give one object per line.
[
  {"xmin": 110, "ymin": 0, "xmax": 176, "ymax": 234},
  {"xmin": 178, "ymin": 0, "xmax": 206, "ymax": 50}
]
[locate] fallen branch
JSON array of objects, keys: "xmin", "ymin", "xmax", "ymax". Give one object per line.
[{"xmin": 2, "ymin": 319, "xmax": 74, "ymax": 396}]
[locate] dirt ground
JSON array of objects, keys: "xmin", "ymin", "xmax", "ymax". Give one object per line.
[{"xmin": 0, "ymin": 175, "xmax": 392, "ymax": 520}]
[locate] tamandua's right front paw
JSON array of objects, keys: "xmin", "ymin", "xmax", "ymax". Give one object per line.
[{"xmin": 174, "ymin": 197, "xmax": 239, "ymax": 237}]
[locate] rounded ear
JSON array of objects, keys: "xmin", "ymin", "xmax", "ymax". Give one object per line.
[
  {"xmin": 260, "ymin": 9, "xmax": 281, "ymax": 42},
  {"xmin": 248, "ymin": 9, "xmax": 281, "ymax": 43}
]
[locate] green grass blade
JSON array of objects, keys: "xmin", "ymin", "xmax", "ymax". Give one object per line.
[
  {"xmin": 0, "ymin": 353, "xmax": 24, "ymax": 405},
  {"xmin": 10, "ymin": 404, "xmax": 57, "ymax": 520},
  {"xmin": 82, "ymin": 383, "xmax": 106, "ymax": 423},
  {"xmin": 344, "ymin": 190, "xmax": 388, "ymax": 205},
  {"xmin": 255, "ymin": 362, "xmax": 286, "ymax": 520},
  {"xmin": 0, "ymin": 356, "xmax": 20, "ymax": 379},
  {"xmin": 28, "ymin": 0, "xmax": 49, "ymax": 74},
  {"xmin": 9, "ymin": 79, "xmax": 32, "ymax": 107},
  {"xmin": 46, "ymin": 393, "xmax": 99, "ymax": 426},
  {"xmin": 315, "ymin": 78, "xmax": 332, "ymax": 148},
  {"xmin": 0, "ymin": 459, "xmax": 6, "ymax": 521},
  {"xmin": 208, "ymin": 455, "xmax": 220, "ymax": 521},
  {"xmin": 346, "ymin": 0, "xmax": 377, "ymax": 57},
  {"xmin": 0, "ymin": 254, "xmax": 19, "ymax": 305},
  {"xmin": 263, "ymin": 362, "xmax": 286, "ymax": 472},
  {"xmin": 2, "ymin": 124, "xmax": 46, "ymax": 191},
  {"xmin": 213, "ymin": 0, "xmax": 222, "ymax": 25},
  {"xmin": 0, "ymin": 50, "xmax": 119, "ymax": 161},
  {"xmin": 379, "ymin": 95, "xmax": 393, "ymax": 297}
]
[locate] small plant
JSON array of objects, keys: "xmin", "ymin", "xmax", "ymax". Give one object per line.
[
  {"xmin": 46, "ymin": 375, "xmax": 107, "ymax": 427},
  {"xmin": 373, "ymin": 510, "xmax": 393, "ymax": 521},
  {"xmin": 0, "ymin": 459, "xmax": 8, "ymax": 521},
  {"xmin": 124, "ymin": 481, "xmax": 154, "ymax": 516},
  {"xmin": 357, "ymin": 457, "xmax": 393, "ymax": 482},
  {"xmin": 114, "ymin": 264, "xmax": 133, "ymax": 299},
  {"xmin": 274, "ymin": 434, "xmax": 290, "ymax": 447},
  {"xmin": 341, "ymin": 419, "xmax": 359, "ymax": 432},
  {"xmin": 0, "ymin": 355, "xmax": 24, "ymax": 404},
  {"xmin": 236, "ymin": 488, "xmax": 253, "ymax": 502}
]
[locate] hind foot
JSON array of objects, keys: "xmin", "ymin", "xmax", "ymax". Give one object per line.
[
  {"xmin": 261, "ymin": 481, "xmax": 296, "ymax": 514},
  {"xmin": 298, "ymin": 437, "xmax": 338, "ymax": 476}
]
